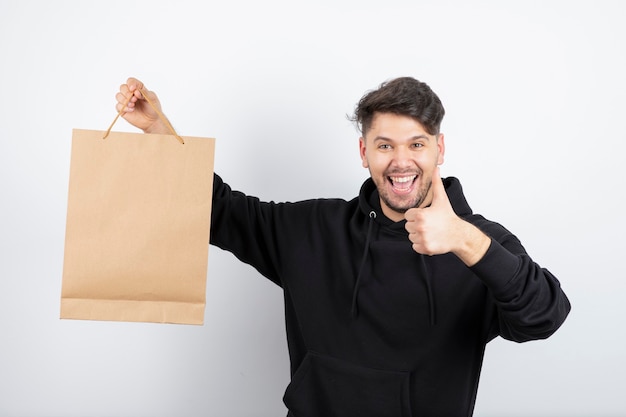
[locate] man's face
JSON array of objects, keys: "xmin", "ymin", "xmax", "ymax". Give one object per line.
[{"xmin": 359, "ymin": 112, "xmax": 445, "ymax": 222}]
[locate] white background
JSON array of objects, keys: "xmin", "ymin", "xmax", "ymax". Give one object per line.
[{"xmin": 1, "ymin": 1, "xmax": 624, "ymax": 416}]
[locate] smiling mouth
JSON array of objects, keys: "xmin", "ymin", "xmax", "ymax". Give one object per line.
[{"xmin": 388, "ymin": 175, "xmax": 417, "ymax": 192}]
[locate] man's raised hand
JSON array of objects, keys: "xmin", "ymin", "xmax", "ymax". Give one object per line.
[
  {"xmin": 404, "ymin": 167, "xmax": 458, "ymax": 256},
  {"xmin": 115, "ymin": 78, "xmax": 168, "ymax": 134},
  {"xmin": 404, "ymin": 167, "xmax": 491, "ymax": 266}
]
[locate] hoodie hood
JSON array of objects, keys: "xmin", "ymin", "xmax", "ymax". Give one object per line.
[
  {"xmin": 357, "ymin": 176, "xmax": 474, "ymax": 220},
  {"xmin": 351, "ymin": 176, "xmax": 473, "ymax": 324}
]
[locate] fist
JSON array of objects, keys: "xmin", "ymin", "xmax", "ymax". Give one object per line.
[
  {"xmin": 404, "ymin": 167, "xmax": 460, "ymax": 256},
  {"xmin": 115, "ymin": 77, "xmax": 163, "ymax": 133}
]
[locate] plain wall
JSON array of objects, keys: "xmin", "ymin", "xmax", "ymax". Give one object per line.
[{"xmin": 1, "ymin": 0, "xmax": 624, "ymax": 416}]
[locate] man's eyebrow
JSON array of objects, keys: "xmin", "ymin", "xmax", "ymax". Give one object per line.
[{"xmin": 373, "ymin": 135, "xmax": 431, "ymax": 142}]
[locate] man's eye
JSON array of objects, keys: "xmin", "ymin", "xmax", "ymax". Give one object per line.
[
  {"xmin": 378, "ymin": 144, "xmax": 391, "ymax": 150},
  {"xmin": 412, "ymin": 143, "xmax": 424, "ymax": 148}
]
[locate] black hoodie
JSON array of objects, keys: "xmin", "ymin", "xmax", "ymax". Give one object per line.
[{"xmin": 210, "ymin": 173, "xmax": 570, "ymax": 417}]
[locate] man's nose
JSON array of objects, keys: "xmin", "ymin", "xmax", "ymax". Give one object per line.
[{"xmin": 393, "ymin": 146, "xmax": 413, "ymax": 166}]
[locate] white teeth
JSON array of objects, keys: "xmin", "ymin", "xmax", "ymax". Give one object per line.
[{"xmin": 390, "ymin": 175, "xmax": 416, "ymax": 183}]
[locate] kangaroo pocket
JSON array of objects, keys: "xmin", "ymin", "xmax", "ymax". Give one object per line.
[{"xmin": 283, "ymin": 351, "xmax": 412, "ymax": 417}]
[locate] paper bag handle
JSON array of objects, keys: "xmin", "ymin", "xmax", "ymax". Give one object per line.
[{"xmin": 103, "ymin": 89, "xmax": 185, "ymax": 145}]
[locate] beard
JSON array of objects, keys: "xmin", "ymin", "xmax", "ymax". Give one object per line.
[{"xmin": 374, "ymin": 172, "xmax": 433, "ymax": 215}]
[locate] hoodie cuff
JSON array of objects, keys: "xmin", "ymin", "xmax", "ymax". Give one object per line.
[{"xmin": 469, "ymin": 239, "xmax": 521, "ymax": 294}]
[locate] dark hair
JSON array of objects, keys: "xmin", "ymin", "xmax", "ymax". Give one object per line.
[{"xmin": 351, "ymin": 77, "xmax": 445, "ymax": 136}]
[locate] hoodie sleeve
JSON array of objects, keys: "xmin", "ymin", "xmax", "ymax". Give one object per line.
[
  {"xmin": 469, "ymin": 233, "xmax": 571, "ymax": 343},
  {"xmin": 209, "ymin": 174, "xmax": 284, "ymax": 286}
]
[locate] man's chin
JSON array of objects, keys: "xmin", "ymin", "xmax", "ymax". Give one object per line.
[{"xmin": 381, "ymin": 197, "xmax": 417, "ymax": 214}]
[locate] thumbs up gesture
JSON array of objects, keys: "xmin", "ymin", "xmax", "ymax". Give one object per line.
[{"xmin": 404, "ymin": 167, "xmax": 491, "ymax": 266}]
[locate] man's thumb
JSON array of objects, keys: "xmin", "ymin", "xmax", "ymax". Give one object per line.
[{"xmin": 430, "ymin": 167, "xmax": 448, "ymax": 206}]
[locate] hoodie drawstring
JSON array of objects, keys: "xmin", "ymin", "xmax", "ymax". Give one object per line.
[
  {"xmin": 351, "ymin": 211, "xmax": 376, "ymax": 318},
  {"xmin": 421, "ymin": 257, "xmax": 437, "ymax": 326},
  {"xmin": 350, "ymin": 210, "xmax": 436, "ymax": 326}
]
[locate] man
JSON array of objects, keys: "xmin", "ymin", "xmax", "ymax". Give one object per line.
[{"xmin": 116, "ymin": 76, "xmax": 570, "ymax": 416}]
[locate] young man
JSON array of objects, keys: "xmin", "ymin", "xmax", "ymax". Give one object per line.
[{"xmin": 116, "ymin": 77, "xmax": 570, "ymax": 416}]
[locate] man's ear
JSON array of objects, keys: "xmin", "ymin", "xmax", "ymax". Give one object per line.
[
  {"xmin": 436, "ymin": 133, "xmax": 445, "ymax": 165},
  {"xmin": 359, "ymin": 137, "xmax": 369, "ymax": 168}
]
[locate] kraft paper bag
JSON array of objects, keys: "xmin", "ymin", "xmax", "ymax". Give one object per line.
[{"xmin": 61, "ymin": 128, "xmax": 215, "ymax": 325}]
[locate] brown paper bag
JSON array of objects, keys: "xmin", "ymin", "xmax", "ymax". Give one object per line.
[{"xmin": 61, "ymin": 128, "xmax": 215, "ymax": 325}]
